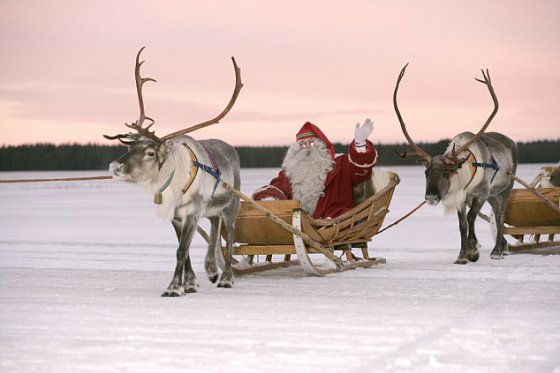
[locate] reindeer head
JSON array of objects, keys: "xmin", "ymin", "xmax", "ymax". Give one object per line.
[
  {"xmin": 393, "ymin": 64, "xmax": 499, "ymax": 205},
  {"xmin": 105, "ymin": 47, "xmax": 243, "ymax": 183}
]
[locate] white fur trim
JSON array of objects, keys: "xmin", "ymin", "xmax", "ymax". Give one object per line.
[
  {"xmin": 354, "ymin": 140, "xmax": 367, "ymax": 153},
  {"xmin": 255, "ymin": 184, "xmax": 287, "ymax": 199},
  {"xmin": 348, "ymin": 151, "xmax": 377, "ymax": 168}
]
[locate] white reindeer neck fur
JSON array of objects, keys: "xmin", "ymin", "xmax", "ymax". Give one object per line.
[
  {"xmin": 441, "ymin": 182, "xmax": 467, "ymax": 215},
  {"xmin": 147, "ymin": 140, "xmax": 199, "ymax": 221},
  {"xmin": 440, "ymin": 133, "xmax": 484, "ymax": 215}
]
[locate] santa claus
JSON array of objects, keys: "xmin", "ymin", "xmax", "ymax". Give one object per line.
[{"xmin": 252, "ymin": 119, "xmax": 377, "ymax": 218}]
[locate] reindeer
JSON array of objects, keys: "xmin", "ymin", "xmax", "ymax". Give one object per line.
[
  {"xmin": 393, "ymin": 64, "xmax": 518, "ymax": 264},
  {"xmin": 531, "ymin": 162, "xmax": 560, "ymax": 188},
  {"xmin": 105, "ymin": 48, "xmax": 243, "ymax": 295}
]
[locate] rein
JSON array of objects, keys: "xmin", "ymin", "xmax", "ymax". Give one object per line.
[
  {"xmin": 0, "ymin": 144, "xmax": 220, "ymax": 203},
  {"xmin": 376, "ymin": 200, "xmax": 426, "ymax": 235},
  {"xmin": 0, "ymin": 175, "xmax": 112, "ymax": 183}
]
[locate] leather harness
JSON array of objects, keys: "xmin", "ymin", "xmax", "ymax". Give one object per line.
[
  {"xmin": 153, "ymin": 143, "xmax": 221, "ymax": 204},
  {"xmin": 462, "ymin": 149, "xmax": 500, "ymax": 190}
]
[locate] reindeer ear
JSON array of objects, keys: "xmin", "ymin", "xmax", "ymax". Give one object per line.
[
  {"xmin": 158, "ymin": 141, "xmax": 172, "ymax": 158},
  {"xmin": 421, "ymin": 158, "xmax": 431, "ymax": 168}
]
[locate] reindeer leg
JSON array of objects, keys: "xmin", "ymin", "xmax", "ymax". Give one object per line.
[
  {"xmin": 217, "ymin": 212, "xmax": 235, "ymax": 288},
  {"xmin": 183, "ymin": 255, "xmax": 197, "ymax": 294},
  {"xmin": 162, "ymin": 219, "xmax": 185, "ymax": 297},
  {"xmin": 488, "ymin": 188, "xmax": 511, "ymax": 259},
  {"xmin": 466, "ymin": 198, "xmax": 485, "ymax": 262},
  {"xmin": 455, "ymin": 206, "xmax": 469, "ymax": 264},
  {"xmin": 162, "ymin": 216, "xmax": 198, "ymax": 296},
  {"xmin": 204, "ymin": 217, "xmax": 221, "ymax": 283}
]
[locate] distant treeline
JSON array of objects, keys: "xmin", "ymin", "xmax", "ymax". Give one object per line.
[{"xmin": 1, "ymin": 140, "xmax": 559, "ymax": 171}]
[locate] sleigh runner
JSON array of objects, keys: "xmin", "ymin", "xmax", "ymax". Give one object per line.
[{"xmin": 221, "ymin": 171, "xmax": 400, "ymax": 276}]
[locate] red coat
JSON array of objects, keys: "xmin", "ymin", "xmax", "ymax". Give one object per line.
[{"xmin": 252, "ymin": 140, "xmax": 377, "ymax": 218}]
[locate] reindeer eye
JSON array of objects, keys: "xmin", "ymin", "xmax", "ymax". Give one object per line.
[{"xmin": 145, "ymin": 150, "xmax": 156, "ymax": 158}]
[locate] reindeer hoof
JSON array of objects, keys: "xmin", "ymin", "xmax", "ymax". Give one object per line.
[
  {"xmin": 454, "ymin": 258, "xmax": 468, "ymax": 265},
  {"xmin": 490, "ymin": 248, "xmax": 505, "ymax": 259},
  {"xmin": 162, "ymin": 290, "xmax": 182, "ymax": 297},
  {"xmin": 184, "ymin": 287, "xmax": 197, "ymax": 293},
  {"xmin": 467, "ymin": 251, "xmax": 479, "ymax": 262},
  {"xmin": 217, "ymin": 282, "xmax": 233, "ymax": 288},
  {"xmin": 208, "ymin": 274, "xmax": 219, "ymax": 283}
]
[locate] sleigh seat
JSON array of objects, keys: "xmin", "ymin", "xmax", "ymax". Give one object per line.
[{"xmin": 223, "ymin": 170, "xmax": 400, "ymax": 276}]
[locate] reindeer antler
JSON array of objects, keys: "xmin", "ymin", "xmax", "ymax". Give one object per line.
[
  {"xmin": 393, "ymin": 63, "xmax": 432, "ymax": 162},
  {"xmin": 104, "ymin": 49, "xmax": 242, "ymax": 144},
  {"xmin": 160, "ymin": 57, "xmax": 243, "ymax": 141},
  {"xmin": 124, "ymin": 47, "xmax": 160, "ymax": 142},
  {"xmin": 104, "ymin": 47, "xmax": 160, "ymax": 143},
  {"xmin": 448, "ymin": 68, "xmax": 499, "ymax": 161}
]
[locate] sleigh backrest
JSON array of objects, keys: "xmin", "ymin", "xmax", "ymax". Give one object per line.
[{"xmin": 304, "ymin": 171, "xmax": 399, "ymax": 244}]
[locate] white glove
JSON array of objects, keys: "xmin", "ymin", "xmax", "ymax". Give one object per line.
[{"xmin": 354, "ymin": 118, "xmax": 374, "ymax": 146}]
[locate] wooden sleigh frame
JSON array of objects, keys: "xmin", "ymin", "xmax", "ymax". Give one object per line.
[
  {"xmin": 479, "ymin": 167, "xmax": 560, "ymax": 252},
  {"xmin": 503, "ymin": 187, "xmax": 560, "ymax": 252},
  {"xmin": 221, "ymin": 171, "xmax": 400, "ymax": 276}
]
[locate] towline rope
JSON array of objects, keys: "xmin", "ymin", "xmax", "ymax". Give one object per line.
[
  {"xmin": 376, "ymin": 200, "xmax": 426, "ymax": 235},
  {"xmin": 0, "ymin": 175, "xmax": 112, "ymax": 183}
]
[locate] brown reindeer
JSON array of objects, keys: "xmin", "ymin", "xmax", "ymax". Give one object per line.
[
  {"xmin": 393, "ymin": 64, "xmax": 518, "ymax": 264},
  {"xmin": 105, "ymin": 48, "xmax": 243, "ymax": 295}
]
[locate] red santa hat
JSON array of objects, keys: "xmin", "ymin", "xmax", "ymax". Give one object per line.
[{"xmin": 296, "ymin": 122, "xmax": 335, "ymax": 159}]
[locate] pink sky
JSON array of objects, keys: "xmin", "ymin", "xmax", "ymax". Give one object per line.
[{"xmin": 1, "ymin": 0, "xmax": 559, "ymax": 147}]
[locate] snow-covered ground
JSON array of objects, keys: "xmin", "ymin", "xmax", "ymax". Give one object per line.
[{"xmin": 1, "ymin": 164, "xmax": 559, "ymax": 373}]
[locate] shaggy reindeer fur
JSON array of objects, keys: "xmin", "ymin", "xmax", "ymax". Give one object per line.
[
  {"xmin": 426, "ymin": 131, "xmax": 518, "ymax": 264},
  {"xmin": 393, "ymin": 65, "xmax": 518, "ymax": 264},
  {"xmin": 353, "ymin": 168, "xmax": 392, "ymax": 205},
  {"xmin": 109, "ymin": 135, "xmax": 240, "ymax": 296}
]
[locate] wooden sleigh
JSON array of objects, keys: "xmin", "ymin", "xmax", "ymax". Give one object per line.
[
  {"xmin": 221, "ymin": 171, "xmax": 400, "ymax": 276},
  {"xmin": 479, "ymin": 167, "xmax": 560, "ymax": 252}
]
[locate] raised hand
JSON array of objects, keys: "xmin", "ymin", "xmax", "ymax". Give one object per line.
[{"xmin": 354, "ymin": 118, "xmax": 374, "ymax": 145}]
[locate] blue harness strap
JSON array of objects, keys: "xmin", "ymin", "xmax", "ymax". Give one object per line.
[
  {"xmin": 193, "ymin": 143, "xmax": 222, "ymax": 197},
  {"xmin": 472, "ymin": 154, "xmax": 500, "ymax": 183},
  {"xmin": 193, "ymin": 161, "xmax": 221, "ymax": 196}
]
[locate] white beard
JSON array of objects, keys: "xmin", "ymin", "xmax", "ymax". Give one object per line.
[{"xmin": 283, "ymin": 140, "xmax": 334, "ymax": 215}]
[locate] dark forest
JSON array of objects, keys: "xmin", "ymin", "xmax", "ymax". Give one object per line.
[{"xmin": 1, "ymin": 140, "xmax": 558, "ymax": 171}]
